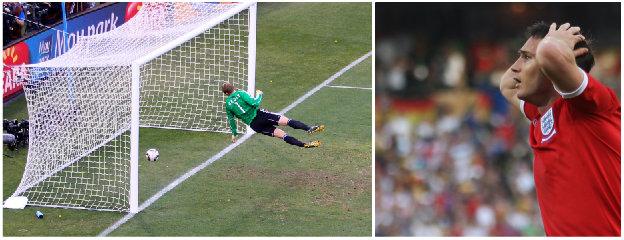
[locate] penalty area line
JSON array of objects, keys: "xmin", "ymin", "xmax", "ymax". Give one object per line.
[
  {"xmin": 326, "ymin": 85, "xmax": 372, "ymax": 90},
  {"xmin": 98, "ymin": 50, "xmax": 372, "ymax": 236},
  {"xmin": 278, "ymin": 51, "xmax": 372, "ymax": 115}
]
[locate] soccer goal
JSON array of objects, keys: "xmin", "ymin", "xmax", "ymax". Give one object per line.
[{"xmin": 4, "ymin": 2, "xmax": 256, "ymax": 213}]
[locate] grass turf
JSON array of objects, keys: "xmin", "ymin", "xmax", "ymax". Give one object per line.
[{"xmin": 3, "ymin": 2, "xmax": 371, "ymax": 236}]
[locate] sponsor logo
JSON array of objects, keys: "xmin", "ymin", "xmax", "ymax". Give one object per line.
[
  {"xmin": 3, "ymin": 42, "xmax": 30, "ymax": 99},
  {"xmin": 3, "ymin": 42, "xmax": 30, "ymax": 65},
  {"xmin": 54, "ymin": 12, "xmax": 121, "ymax": 57},
  {"xmin": 125, "ymin": 2, "xmax": 143, "ymax": 21},
  {"xmin": 38, "ymin": 35, "xmax": 52, "ymax": 62}
]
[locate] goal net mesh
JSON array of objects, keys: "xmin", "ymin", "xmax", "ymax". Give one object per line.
[{"xmin": 7, "ymin": 2, "xmax": 251, "ymax": 212}]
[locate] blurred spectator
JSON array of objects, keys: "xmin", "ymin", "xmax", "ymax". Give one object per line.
[
  {"xmin": 3, "ymin": 2, "xmax": 25, "ymax": 45},
  {"xmin": 39, "ymin": 2, "xmax": 62, "ymax": 26},
  {"xmin": 64, "ymin": 2, "xmax": 99, "ymax": 18},
  {"xmin": 3, "ymin": 2, "xmax": 100, "ymax": 46},
  {"xmin": 375, "ymin": 2, "xmax": 619, "ymax": 236}
]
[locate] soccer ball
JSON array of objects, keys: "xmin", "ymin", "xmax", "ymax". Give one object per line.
[{"xmin": 145, "ymin": 149, "xmax": 159, "ymax": 161}]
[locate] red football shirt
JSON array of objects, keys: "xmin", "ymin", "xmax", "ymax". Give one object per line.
[{"xmin": 521, "ymin": 69, "xmax": 621, "ymax": 236}]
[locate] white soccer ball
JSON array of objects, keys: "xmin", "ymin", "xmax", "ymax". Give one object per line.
[{"xmin": 145, "ymin": 148, "xmax": 159, "ymax": 161}]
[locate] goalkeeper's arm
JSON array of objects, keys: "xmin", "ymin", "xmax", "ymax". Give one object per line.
[
  {"xmin": 241, "ymin": 90, "xmax": 263, "ymax": 107},
  {"xmin": 226, "ymin": 109, "xmax": 238, "ymax": 140}
]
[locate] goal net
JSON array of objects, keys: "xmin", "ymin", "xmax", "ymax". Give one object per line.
[{"xmin": 5, "ymin": 2, "xmax": 256, "ymax": 213}]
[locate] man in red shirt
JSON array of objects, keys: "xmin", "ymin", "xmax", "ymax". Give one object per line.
[{"xmin": 499, "ymin": 21, "xmax": 621, "ymax": 236}]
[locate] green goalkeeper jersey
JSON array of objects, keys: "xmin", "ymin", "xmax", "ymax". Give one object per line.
[{"xmin": 225, "ymin": 89, "xmax": 263, "ymax": 136}]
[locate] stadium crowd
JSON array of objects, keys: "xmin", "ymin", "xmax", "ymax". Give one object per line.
[
  {"xmin": 375, "ymin": 3, "xmax": 620, "ymax": 236},
  {"xmin": 3, "ymin": 2, "xmax": 99, "ymax": 45}
]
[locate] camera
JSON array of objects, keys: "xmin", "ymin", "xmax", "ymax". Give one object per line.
[{"xmin": 3, "ymin": 119, "xmax": 29, "ymax": 151}]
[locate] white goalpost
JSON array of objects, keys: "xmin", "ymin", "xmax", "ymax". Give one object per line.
[{"xmin": 4, "ymin": 2, "xmax": 256, "ymax": 213}]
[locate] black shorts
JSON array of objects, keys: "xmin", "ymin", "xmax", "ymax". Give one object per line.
[{"xmin": 250, "ymin": 109, "xmax": 280, "ymax": 136}]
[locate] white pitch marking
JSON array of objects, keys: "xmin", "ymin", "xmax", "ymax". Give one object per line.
[
  {"xmin": 326, "ymin": 85, "xmax": 371, "ymax": 90},
  {"xmin": 98, "ymin": 50, "xmax": 372, "ymax": 236}
]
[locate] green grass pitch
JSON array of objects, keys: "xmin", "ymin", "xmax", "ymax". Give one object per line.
[{"xmin": 3, "ymin": 2, "xmax": 372, "ymax": 236}]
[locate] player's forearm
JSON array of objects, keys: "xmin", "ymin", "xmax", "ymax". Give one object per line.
[
  {"xmin": 499, "ymin": 67, "xmax": 521, "ymax": 110},
  {"xmin": 229, "ymin": 124, "xmax": 238, "ymax": 136},
  {"xmin": 226, "ymin": 114, "xmax": 238, "ymax": 136},
  {"xmin": 254, "ymin": 93, "xmax": 263, "ymax": 106},
  {"xmin": 241, "ymin": 92, "xmax": 261, "ymax": 107},
  {"xmin": 500, "ymin": 68, "xmax": 515, "ymax": 93},
  {"xmin": 536, "ymin": 37, "xmax": 581, "ymax": 92}
]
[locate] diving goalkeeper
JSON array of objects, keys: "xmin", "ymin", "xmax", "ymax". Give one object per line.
[{"xmin": 222, "ymin": 82, "xmax": 324, "ymax": 148}]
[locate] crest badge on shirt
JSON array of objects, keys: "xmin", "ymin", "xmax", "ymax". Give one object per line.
[{"xmin": 540, "ymin": 108, "xmax": 557, "ymax": 143}]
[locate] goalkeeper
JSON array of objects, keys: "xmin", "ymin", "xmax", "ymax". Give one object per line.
[{"xmin": 222, "ymin": 82, "xmax": 324, "ymax": 148}]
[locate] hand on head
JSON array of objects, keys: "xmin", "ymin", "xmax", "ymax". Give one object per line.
[{"xmin": 546, "ymin": 22, "xmax": 587, "ymax": 53}]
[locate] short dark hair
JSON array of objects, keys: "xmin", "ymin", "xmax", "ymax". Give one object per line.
[
  {"xmin": 525, "ymin": 21, "xmax": 594, "ymax": 72},
  {"xmin": 221, "ymin": 82, "xmax": 235, "ymax": 95}
]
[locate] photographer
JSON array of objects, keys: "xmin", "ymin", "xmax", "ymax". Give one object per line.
[{"xmin": 3, "ymin": 119, "xmax": 29, "ymax": 151}]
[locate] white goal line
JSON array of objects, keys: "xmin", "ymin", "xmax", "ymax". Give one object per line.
[{"xmin": 98, "ymin": 50, "xmax": 372, "ymax": 236}]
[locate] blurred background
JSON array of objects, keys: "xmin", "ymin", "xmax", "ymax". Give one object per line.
[
  {"xmin": 375, "ymin": 2, "xmax": 620, "ymax": 236},
  {"xmin": 3, "ymin": 2, "xmax": 100, "ymax": 45}
]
